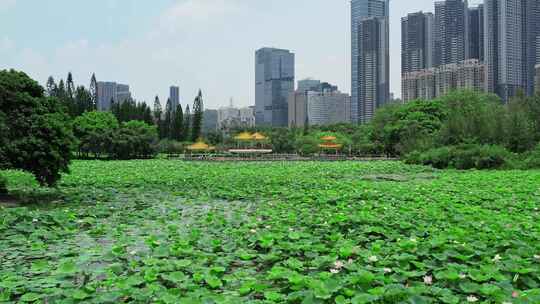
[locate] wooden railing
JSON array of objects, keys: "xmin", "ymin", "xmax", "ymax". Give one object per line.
[{"xmin": 170, "ymin": 153, "xmax": 396, "ymax": 162}]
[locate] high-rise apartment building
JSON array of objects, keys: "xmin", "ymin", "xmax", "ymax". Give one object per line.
[
  {"xmin": 469, "ymin": 5, "xmax": 484, "ymax": 61},
  {"xmin": 434, "ymin": 0, "xmax": 469, "ymax": 67},
  {"xmin": 97, "ymin": 82, "xmax": 116, "ymax": 111},
  {"xmin": 255, "ymin": 47, "xmax": 295, "ymax": 126},
  {"xmin": 402, "ymin": 12, "xmax": 434, "ymax": 74},
  {"xmin": 97, "ymin": 82, "xmax": 131, "ymax": 111},
  {"xmin": 297, "ymin": 79, "xmax": 321, "ymax": 93},
  {"xmin": 170, "ymin": 86, "xmax": 180, "ymax": 111},
  {"xmin": 468, "ymin": 5, "xmax": 484, "ymax": 61},
  {"xmin": 217, "ymin": 101, "xmax": 255, "ymax": 131},
  {"xmin": 484, "ymin": 0, "xmax": 540, "ymax": 101},
  {"xmin": 402, "ymin": 59, "xmax": 485, "ymax": 102},
  {"xmin": 351, "ymin": 0, "xmax": 390, "ymax": 124},
  {"xmin": 116, "ymin": 84, "xmax": 131, "ymax": 104},
  {"xmin": 288, "ymin": 89, "xmax": 351, "ymax": 127},
  {"xmin": 288, "ymin": 92, "xmax": 308, "ymax": 128}
]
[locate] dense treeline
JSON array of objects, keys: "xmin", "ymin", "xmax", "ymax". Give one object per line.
[
  {"xmin": 43, "ymin": 72, "xmax": 205, "ymax": 159},
  {"xmin": 202, "ymin": 90, "xmax": 540, "ymax": 169}
]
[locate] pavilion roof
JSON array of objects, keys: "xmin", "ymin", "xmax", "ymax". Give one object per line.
[
  {"xmin": 187, "ymin": 141, "xmax": 215, "ymax": 151},
  {"xmin": 234, "ymin": 132, "xmax": 253, "ymax": 141},
  {"xmin": 252, "ymin": 132, "xmax": 267, "ymax": 141}
]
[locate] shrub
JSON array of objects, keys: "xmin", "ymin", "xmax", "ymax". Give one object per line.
[
  {"xmin": 158, "ymin": 140, "xmax": 186, "ymax": 155},
  {"xmin": 420, "ymin": 146, "xmax": 453, "ymax": 169},
  {"xmin": 295, "ymin": 135, "xmax": 320, "ymax": 156},
  {"xmin": 109, "ymin": 120, "xmax": 159, "ymax": 160},
  {"xmin": 407, "ymin": 144, "xmax": 510, "ymax": 170},
  {"xmin": 520, "ymin": 144, "xmax": 540, "ymax": 169},
  {"xmin": 0, "ymin": 70, "xmax": 74, "ymax": 187}
]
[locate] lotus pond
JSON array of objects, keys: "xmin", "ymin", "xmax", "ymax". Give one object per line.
[{"xmin": 1, "ymin": 160, "xmax": 540, "ymax": 303}]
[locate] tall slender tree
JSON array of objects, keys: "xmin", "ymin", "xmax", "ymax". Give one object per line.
[
  {"xmin": 66, "ymin": 72, "xmax": 75, "ymax": 99},
  {"xmin": 183, "ymin": 104, "xmax": 191, "ymax": 141},
  {"xmin": 46, "ymin": 76, "xmax": 57, "ymax": 97},
  {"xmin": 64, "ymin": 72, "xmax": 76, "ymax": 116},
  {"xmin": 173, "ymin": 104, "xmax": 184, "ymax": 141},
  {"xmin": 153, "ymin": 96, "xmax": 163, "ymax": 138},
  {"xmin": 164, "ymin": 98, "xmax": 173, "ymax": 139},
  {"xmin": 191, "ymin": 90, "xmax": 204, "ymax": 142},
  {"xmin": 57, "ymin": 79, "xmax": 67, "ymax": 103},
  {"xmin": 90, "ymin": 73, "xmax": 98, "ymax": 110},
  {"xmin": 74, "ymin": 86, "xmax": 92, "ymax": 116}
]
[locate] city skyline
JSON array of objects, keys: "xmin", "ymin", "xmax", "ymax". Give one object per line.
[{"xmin": 0, "ymin": 0, "xmax": 484, "ymax": 110}]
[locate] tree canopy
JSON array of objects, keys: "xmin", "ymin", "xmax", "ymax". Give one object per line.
[{"xmin": 0, "ymin": 70, "xmax": 74, "ymax": 188}]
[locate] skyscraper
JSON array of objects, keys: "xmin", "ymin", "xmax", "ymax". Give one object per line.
[
  {"xmin": 351, "ymin": 0, "xmax": 390, "ymax": 124},
  {"xmin": 484, "ymin": 0, "xmax": 540, "ymax": 101},
  {"xmin": 96, "ymin": 82, "xmax": 117, "ymax": 111},
  {"xmin": 297, "ymin": 79, "xmax": 321, "ymax": 93},
  {"xmin": 468, "ymin": 5, "xmax": 484, "ymax": 61},
  {"xmin": 434, "ymin": 0, "xmax": 469, "ymax": 67},
  {"xmin": 116, "ymin": 84, "xmax": 131, "ymax": 104},
  {"xmin": 255, "ymin": 47, "xmax": 295, "ymax": 126},
  {"xmin": 97, "ymin": 82, "xmax": 131, "ymax": 111},
  {"xmin": 170, "ymin": 86, "xmax": 180, "ymax": 110},
  {"xmin": 402, "ymin": 12, "xmax": 434, "ymax": 74}
]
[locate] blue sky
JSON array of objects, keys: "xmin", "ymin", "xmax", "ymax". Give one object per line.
[{"xmin": 0, "ymin": 0, "xmax": 482, "ymax": 109}]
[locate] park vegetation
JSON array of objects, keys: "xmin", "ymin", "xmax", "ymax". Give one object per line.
[
  {"xmin": 2, "ymin": 161, "xmax": 540, "ymax": 302},
  {"xmin": 0, "ymin": 70, "xmax": 74, "ymax": 192}
]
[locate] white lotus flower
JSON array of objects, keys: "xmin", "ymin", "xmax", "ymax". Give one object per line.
[
  {"xmin": 368, "ymin": 256, "xmax": 378, "ymax": 263},
  {"xmin": 492, "ymin": 254, "xmax": 502, "ymax": 262},
  {"xmin": 467, "ymin": 295, "xmax": 478, "ymax": 302},
  {"xmin": 383, "ymin": 268, "xmax": 393, "ymax": 274},
  {"xmin": 423, "ymin": 275, "xmax": 433, "ymax": 285},
  {"xmin": 330, "ymin": 268, "xmax": 340, "ymax": 274},
  {"xmin": 334, "ymin": 260, "xmax": 345, "ymax": 269}
]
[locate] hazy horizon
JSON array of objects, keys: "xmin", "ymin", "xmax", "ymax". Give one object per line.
[{"xmin": 0, "ymin": 0, "xmax": 483, "ymax": 109}]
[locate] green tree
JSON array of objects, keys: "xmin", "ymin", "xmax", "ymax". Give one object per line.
[
  {"xmin": 191, "ymin": 90, "xmax": 204, "ymax": 141},
  {"xmin": 437, "ymin": 90, "xmax": 504, "ymax": 146},
  {"xmin": 46, "ymin": 76, "xmax": 57, "ymax": 97},
  {"xmin": 66, "ymin": 72, "xmax": 76, "ymax": 116},
  {"xmin": 153, "ymin": 96, "xmax": 163, "ymax": 138},
  {"xmin": 57, "ymin": 79, "xmax": 66, "ymax": 101},
  {"xmin": 73, "ymin": 111, "xmax": 119, "ymax": 158},
  {"xmin": 109, "ymin": 120, "xmax": 158, "ymax": 159},
  {"xmin": 184, "ymin": 104, "xmax": 191, "ymax": 141},
  {"xmin": 370, "ymin": 99, "xmax": 445, "ymax": 156},
  {"xmin": 0, "ymin": 69, "xmax": 74, "ymax": 189},
  {"xmin": 164, "ymin": 98, "xmax": 173, "ymax": 139},
  {"xmin": 74, "ymin": 86, "xmax": 92, "ymax": 116},
  {"xmin": 504, "ymin": 98, "xmax": 536, "ymax": 153},
  {"xmin": 172, "ymin": 104, "xmax": 184, "ymax": 141},
  {"xmin": 270, "ymin": 128, "xmax": 296, "ymax": 153},
  {"xmin": 89, "ymin": 73, "xmax": 98, "ymax": 110}
]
